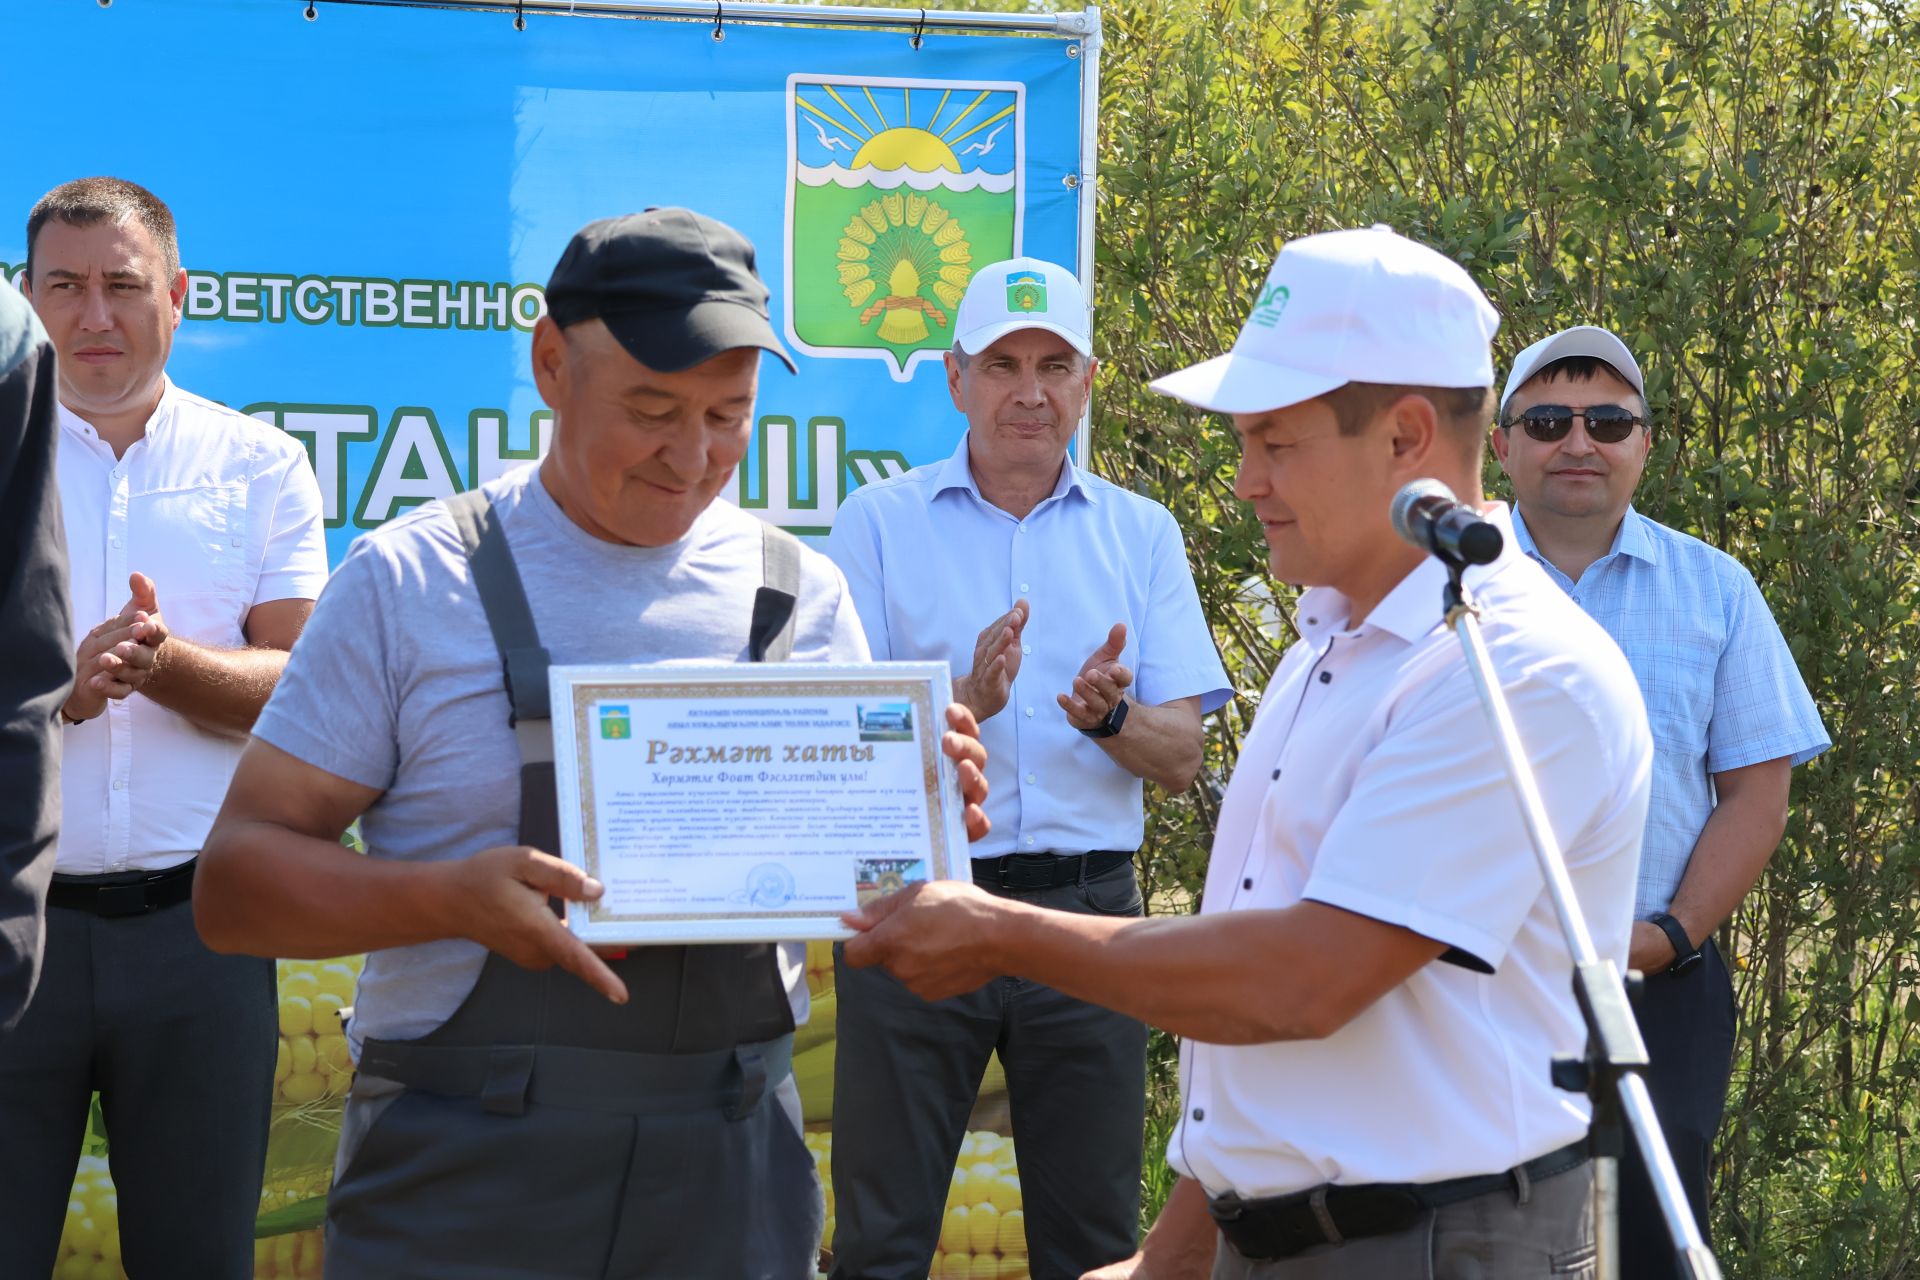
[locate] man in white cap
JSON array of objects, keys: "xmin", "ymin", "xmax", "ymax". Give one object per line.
[
  {"xmin": 1493, "ymin": 328, "xmax": 1828, "ymax": 1278},
  {"xmin": 840, "ymin": 228, "xmax": 1655, "ymax": 1277},
  {"xmin": 825, "ymin": 256, "xmax": 1231, "ymax": 1279}
]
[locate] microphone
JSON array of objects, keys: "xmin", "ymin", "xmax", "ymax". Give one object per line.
[{"xmin": 1391, "ymin": 478, "xmax": 1503, "ymax": 566}]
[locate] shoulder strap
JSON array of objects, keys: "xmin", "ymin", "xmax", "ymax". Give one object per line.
[
  {"xmin": 749, "ymin": 522, "xmax": 804, "ymax": 664},
  {"xmin": 444, "ymin": 489, "xmax": 552, "ymax": 725}
]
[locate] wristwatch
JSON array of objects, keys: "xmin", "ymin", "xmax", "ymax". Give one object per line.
[
  {"xmin": 1647, "ymin": 912, "xmax": 1703, "ymax": 977},
  {"xmin": 1080, "ymin": 696, "xmax": 1129, "ymax": 740}
]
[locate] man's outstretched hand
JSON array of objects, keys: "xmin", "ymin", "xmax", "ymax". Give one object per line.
[{"xmin": 840, "ymin": 878, "xmax": 1010, "ymax": 1001}]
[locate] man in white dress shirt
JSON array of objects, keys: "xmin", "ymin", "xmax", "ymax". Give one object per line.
[
  {"xmin": 842, "ymin": 227, "xmax": 1652, "ymax": 1278},
  {"xmin": 825, "ymin": 258, "xmax": 1232, "ymax": 1280},
  {"xmin": 0, "ymin": 178, "xmax": 327, "ymax": 1278}
]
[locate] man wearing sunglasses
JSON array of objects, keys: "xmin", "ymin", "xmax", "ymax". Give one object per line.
[{"xmin": 1493, "ymin": 326, "xmax": 1829, "ymax": 1278}]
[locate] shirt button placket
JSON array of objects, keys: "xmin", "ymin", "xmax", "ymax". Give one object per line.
[{"xmin": 108, "ymin": 460, "xmax": 133, "ymax": 870}]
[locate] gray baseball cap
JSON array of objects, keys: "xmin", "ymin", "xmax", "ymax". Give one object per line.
[{"xmin": 544, "ymin": 208, "xmax": 796, "ymax": 374}]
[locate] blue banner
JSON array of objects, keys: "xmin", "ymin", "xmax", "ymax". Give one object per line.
[{"xmin": 4, "ymin": 0, "xmax": 1093, "ymax": 564}]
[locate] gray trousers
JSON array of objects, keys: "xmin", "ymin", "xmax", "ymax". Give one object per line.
[
  {"xmin": 829, "ymin": 858, "xmax": 1149, "ymax": 1280},
  {"xmin": 325, "ymin": 1059, "xmax": 820, "ymax": 1279},
  {"xmin": 0, "ymin": 896, "xmax": 277, "ymax": 1279},
  {"xmin": 1211, "ymin": 1163, "xmax": 1597, "ymax": 1280}
]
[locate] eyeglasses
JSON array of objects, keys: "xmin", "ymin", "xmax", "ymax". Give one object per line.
[{"xmin": 1502, "ymin": 404, "xmax": 1646, "ymax": 444}]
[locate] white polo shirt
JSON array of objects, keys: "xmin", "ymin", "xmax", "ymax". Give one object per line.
[
  {"xmin": 1171, "ymin": 504, "xmax": 1650, "ymax": 1198},
  {"xmin": 827, "ymin": 435, "xmax": 1232, "ymax": 859},
  {"xmin": 56, "ymin": 378, "xmax": 328, "ymax": 874}
]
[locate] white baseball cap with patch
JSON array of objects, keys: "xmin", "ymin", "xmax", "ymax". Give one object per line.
[
  {"xmin": 953, "ymin": 257, "xmax": 1093, "ymax": 357},
  {"xmin": 1149, "ymin": 225, "xmax": 1499, "ymax": 414},
  {"xmin": 1499, "ymin": 325, "xmax": 1645, "ymax": 413}
]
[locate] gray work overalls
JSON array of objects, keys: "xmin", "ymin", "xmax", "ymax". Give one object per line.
[{"xmin": 323, "ymin": 491, "xmax": 822, "ymax": 1279}]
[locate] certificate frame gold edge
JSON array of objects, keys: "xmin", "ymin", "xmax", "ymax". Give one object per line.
[{"xmin": 548, "ymin": 660, "xmax": 961, "ymax": 944}]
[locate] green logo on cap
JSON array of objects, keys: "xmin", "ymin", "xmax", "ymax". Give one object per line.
[
  {"xmin": 785, "ymin": 77, "xmax": 1023, "ymax": 381},
  {"xmin": 1006, "ymin": 271, "xmax": 1047, "ymax": 314},
  {"xmin": 1250, "ymin": 283, "xmax": 1290, "ymax": 329},
  {"xmin": 599, "ymin": 705, "xmax": 632, "ymax": 741}
]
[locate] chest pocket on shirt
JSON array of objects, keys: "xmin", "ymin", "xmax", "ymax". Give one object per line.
[{"xmin": 132, "ymin": 481, "xmax": 253, "ymax": 646}]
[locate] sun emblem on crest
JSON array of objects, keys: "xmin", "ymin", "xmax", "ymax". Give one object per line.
[{"xmin": 835, "ymin": 191, "xmax": 973, "ymax": 347}]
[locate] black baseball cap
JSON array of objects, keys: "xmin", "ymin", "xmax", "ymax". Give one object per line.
[{"xmin": 544, "ymin": 208, "xmax": 797, "ymax": 374}]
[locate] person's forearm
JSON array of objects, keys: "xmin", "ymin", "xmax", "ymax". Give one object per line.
[
  {"xmin": 1665, "ymin": 784, "xmax": 1790, "ymax": 945},
  {"xmin": 989, "ymin": 901, "xmax": 1363, "ymax": 1043},
  {"xmin": 1093, "ymin": 699, "xmax": 1203, "ymax": 790},
  {"xmin": 197, "ymin": 820, "xmax": 457, "ymax": 959},
  {"xmin": 143, "ymin": 638, "xmax": 288, "ymax": 735},
  {"xmin": 1139, "ymin": 1177, "xmax": 1220, "ymax": 1278}
]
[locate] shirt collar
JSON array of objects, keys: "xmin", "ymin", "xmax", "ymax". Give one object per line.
[
  {"xmin": 1509, "ymin": 503, "xmax": 1661, "ymax": 567},
  {"xmin": 931, "ymin": 432, "xmax": 1097, "ymax": 507},
  {"xmin": 1296, "ymin": 502, "xmax": 1525, "ymax": 647},
  {"xmin": 56, "ymin": 375, "xmax": 179, "ymax": 445}
]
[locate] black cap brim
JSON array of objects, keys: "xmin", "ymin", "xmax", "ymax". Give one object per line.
[{"xmin": 599, "ymin": 299, "xmax": 797, "ymax": 375}]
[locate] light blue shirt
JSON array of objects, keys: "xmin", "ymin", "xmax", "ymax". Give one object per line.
[
  {"xmin": 828, "ymin": 436, "xmax": 1232, "ymax": 859},
  {"xmin": 1511, "ymin": 506, "xmax": 1829, "ymax": 917}
]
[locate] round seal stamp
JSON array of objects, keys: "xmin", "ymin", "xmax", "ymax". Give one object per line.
[{"xmin": 746, "ymin": 863, "xmax": 796, "ymax": 910}]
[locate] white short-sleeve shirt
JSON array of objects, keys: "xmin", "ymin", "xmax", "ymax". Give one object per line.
[
  {"xmin": 1171, "ymin": 504, "xmax": 1651, "ymax": 1198},
  {"xmin": 826, "ymin": 435, "xmax": 1232, "ymax": 859},
  {"xmin": 56, "ymin": 377, "xmax": 329, "ymax": 873}
]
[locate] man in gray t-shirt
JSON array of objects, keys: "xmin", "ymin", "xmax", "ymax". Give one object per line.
[
  {"xmin": 194, "ymin": 210, "xmax": 988, "ymax": 1280},
  {"xmin": 252, "ymin": 461, "xmax": 865, "ymax": 1051}
]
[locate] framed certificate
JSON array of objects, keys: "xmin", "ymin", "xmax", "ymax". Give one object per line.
[{"xmin": 549, "ymin": 661, "xmax": 964, "ymax": 944}]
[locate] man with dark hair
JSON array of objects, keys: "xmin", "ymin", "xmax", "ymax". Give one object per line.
[
  {"xmin": 0, "ymin": 283, "xmax": 72, "ymax": 1034},
  {"xmin": 194, "ymin": 208, "xmax": 990, "ymax": 1278},
  {"xmin": 840, "ymin": 226, "xmax": 1653, "ymax": 1278},
  {"xmin": 1493, "ymin": 326, "xmax": 1828, "ymax": 1277},
  {"xmin": 25, "ymin": 175, "xmax": 181, "ymax": 280},
  {"xmin": 0, "ymin": 176, "xmax": 329, "ymax": 1278}
]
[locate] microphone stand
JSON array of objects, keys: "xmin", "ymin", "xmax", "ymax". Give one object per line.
[{"xmin": 1436, "ymin": 555, "xmax": 1720, "ymax": 1280}]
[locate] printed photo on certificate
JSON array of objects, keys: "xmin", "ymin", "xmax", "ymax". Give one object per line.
[{"xmin": 548, "ymin": 661, "xmax": 965, "ymax": 944}]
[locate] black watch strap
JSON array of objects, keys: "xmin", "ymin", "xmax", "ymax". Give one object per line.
[
  {"xmin": 1648, "ymin": 912, "xmax": 1702, "ymax": 977},
  {"xmin": 1080, "ymin": 696, "xmax": 1129, "ymax": 740}
]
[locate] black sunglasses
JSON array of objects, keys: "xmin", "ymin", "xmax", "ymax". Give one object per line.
[{"xmin": 1502, "ymin": 404, "xmax": 1645, "ymax": 444}]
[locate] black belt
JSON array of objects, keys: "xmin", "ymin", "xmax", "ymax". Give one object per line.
[
  {"xmin": 1209, "ymin": 1140, "xmax": 1590, "ymax": 1262},
  {"xmin": 972, "ymin": 849, "xmax": 1132, "ymax": 891},
  {"xmin": 48, "ymin": 861, "xmax": 196, "ymax": 918}
]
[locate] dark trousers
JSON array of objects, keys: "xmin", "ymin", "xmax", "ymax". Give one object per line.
[
  {"xmin": 1618, "ymin": 939, "xmax": 1736, "ymax": 1278},
  {"xmin": 829, "ymin": 858, "xmax": 1149, "ymax": 1280},
  {"xmin": 1210, "ymin": 1163, "xmax": 1596, "ymax": 1279},
  {"xmin": 0, "ymin": 896, "xmax": 277, "ymax": 1280}
]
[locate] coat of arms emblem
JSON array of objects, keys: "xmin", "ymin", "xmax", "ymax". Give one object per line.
[{"xmin": 785, "ymin": 75, "xmax": 1023, "ymax": 381}]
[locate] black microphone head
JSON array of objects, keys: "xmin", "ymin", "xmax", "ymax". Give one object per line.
[
  {"xmin": 1389, "ymin": 477, "xmax": 1456, "ymax": 546},
  {"xmin": 1456, "ymin": 520, "xmax": 1504, "ymax": 565}
]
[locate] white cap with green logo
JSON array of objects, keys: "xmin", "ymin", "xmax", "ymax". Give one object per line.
[
  {"xmin": 953, "ymin": 256, "xmax": 1093, "ymax": 357},
  {"xmin": 1150, "ymin": 225, "xmax": 1499, "ymax": 414}
]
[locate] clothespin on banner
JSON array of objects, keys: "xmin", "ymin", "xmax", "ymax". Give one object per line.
[
  {"xmin": 712, "ymin": 2, "xmax": 726, "ymax": 42},
  {"xmin": 910, "ymin": 8, "xmax": 928, "ymax": 49}
]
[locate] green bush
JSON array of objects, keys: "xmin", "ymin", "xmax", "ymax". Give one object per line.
[{"xmin": 1089, "ymin": 2, "xmax": 1920, "ymax": 1275}]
